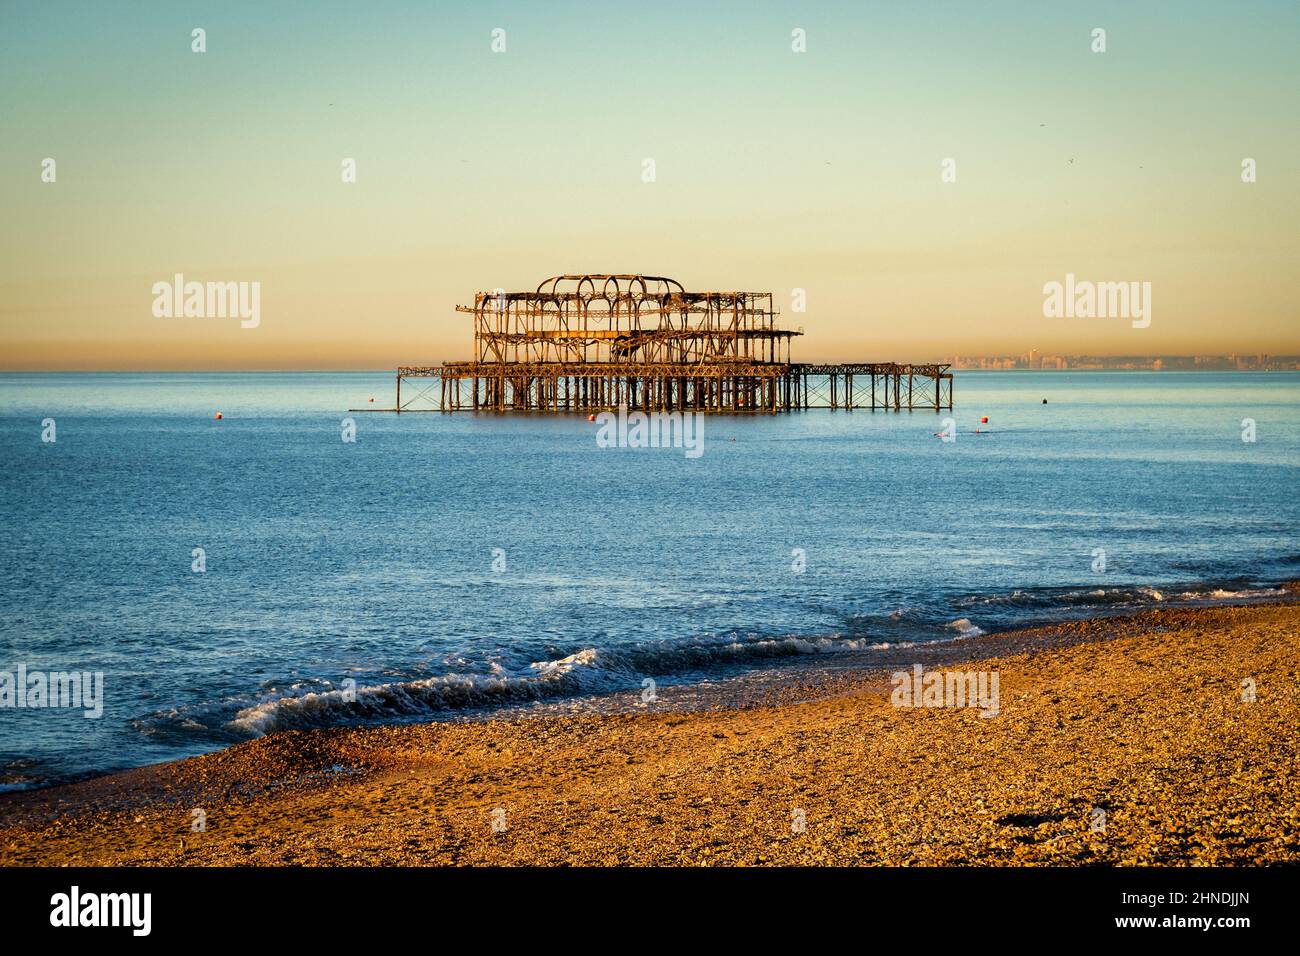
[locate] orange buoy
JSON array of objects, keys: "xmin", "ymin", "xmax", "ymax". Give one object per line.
[
  {"xmin": 214, "ymin": 411, "xmax": 222, "ymax": 420},
  {"xmin": 980, "ymin": 416, "xmax": 988, "ymax": 424},
  {"xmin": 587, "ymin": 413, "xmax": 596, "ymax": 422}
]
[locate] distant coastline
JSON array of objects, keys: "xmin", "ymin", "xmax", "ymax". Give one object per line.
[{"xmin": 945, "ymin": 355, "xmax": 1300, "ymax": 371}]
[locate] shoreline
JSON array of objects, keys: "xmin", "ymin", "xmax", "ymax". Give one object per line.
[
  {"xmin": 6, "ymin": 586, "xmax": 1293, "ymax": 792},
  {"xmin": 2, "ymin": 598, "xmax": 1298, "ymax": 866}
]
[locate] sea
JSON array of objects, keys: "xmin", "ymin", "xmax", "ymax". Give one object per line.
[{"xmin": 1, "ymin": 370, "xmax": 1297, "ymax": 789}]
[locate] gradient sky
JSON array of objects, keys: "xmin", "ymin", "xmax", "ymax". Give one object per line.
[{"xmin": 2, "ymin": 0, "xmax": 1297, "ymax": 369}]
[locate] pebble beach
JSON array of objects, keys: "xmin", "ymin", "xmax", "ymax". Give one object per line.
[{"xmin": 2, "ymin": 597, "xmax": 1298, "ymax": 867}]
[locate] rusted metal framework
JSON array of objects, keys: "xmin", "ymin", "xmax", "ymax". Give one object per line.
[
  {"xmin": 463, "ymin": 274, "xmax": 794, "ymax": 367},
  {"xmin": 367, "ymin": 275, "xmax": 953, "ymax": 413}
]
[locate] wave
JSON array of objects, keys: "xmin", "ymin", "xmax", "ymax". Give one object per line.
[
  {"xmin": 135, "ymin": 578, "xmax": 1290, "ymax": 740},
  {"xmin": 955, "ymin": 584, "xmax": 1284, "ymax": 610},
  {"xmin": 143, "ymin": 631, "xmax": 896, "ymax": 739},
  {"xmin": 1198, "ymin": 587, "xmax": 1286, "ymax": 600},
  {"xmin": 944, "ymin": 618, "xmax": 986, "ymax": 637},
  {"xmin": 0, "ymin": 758, "xmax": 44, "ymax": 792}
]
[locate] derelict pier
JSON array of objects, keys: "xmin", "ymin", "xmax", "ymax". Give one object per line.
[{"xmin": 367, "ymin": 274, "xmax": 953, "ymax": 414}]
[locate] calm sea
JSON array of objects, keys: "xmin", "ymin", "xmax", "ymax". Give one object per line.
[{"xmin": 1, "ymin": 371, "xmax": 1297, "ymax": 788}]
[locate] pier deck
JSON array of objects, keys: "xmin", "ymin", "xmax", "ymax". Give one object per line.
[{"xmin": 378, "ymin": 361, "xmax": 952, "ymax": 413}]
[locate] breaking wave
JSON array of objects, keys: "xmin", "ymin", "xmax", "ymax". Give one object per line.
[
  {"xmin": 132, "ymin": 578, "xmax": 1291, "ymax": 740},
  {"xmin": 137, "ymin": 631, "xmax": 895, "ymax": 739},
  {"xmin": 954, "ymin": 584, "xmax": 1284, "ymax": 610},
  {"xmin": 944, "ymin": 618, "xmax": 986, "ymax": 637}
]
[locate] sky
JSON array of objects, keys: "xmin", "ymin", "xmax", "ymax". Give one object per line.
[{"xmin": 1, "ymin": 0, "xmax": 1297, "ymax": 369}]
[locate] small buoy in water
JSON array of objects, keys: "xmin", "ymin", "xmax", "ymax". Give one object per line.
[
  {"xmin": 587, "ymin": 413, "xmax": 596, "ymax": 422},
  {"xmin": 214, "ymin": 411, "xmax": 222, "ymax": 421},
  {"xmin": 1042, "ymin": 398, "xmax": 1048, "ymax": 404},
  {"xmin": 980, "ymin": 415, "xmax": 989, "ymax": 423},
  {"xmin": 368, "ymin": 397, "xmax": 375, "ymax": 403}
]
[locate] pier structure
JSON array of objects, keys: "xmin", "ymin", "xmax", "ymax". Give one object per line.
[{"xmin": 376, "ymin": 274, "xmax": 953, "ymax": 413}]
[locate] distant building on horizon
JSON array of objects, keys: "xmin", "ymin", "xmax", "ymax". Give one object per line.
[{"xmin": 944, "ymin": 353, "xmax": 1300, "ymax": 371}]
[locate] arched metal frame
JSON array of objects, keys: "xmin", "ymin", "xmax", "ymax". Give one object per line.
[{"xmin": 468, "ymin": 275, "xmax": 789, "ymax": 368}]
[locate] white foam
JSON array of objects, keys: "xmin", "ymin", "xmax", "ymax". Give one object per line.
[{"xmin": 224, "ymin": 632, "xmax": 888, "ymax": 737}]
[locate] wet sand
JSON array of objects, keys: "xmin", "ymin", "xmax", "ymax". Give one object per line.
[{"xmin": 2, "ymin": 599, "xmax": 1298, "ymax": 866}]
